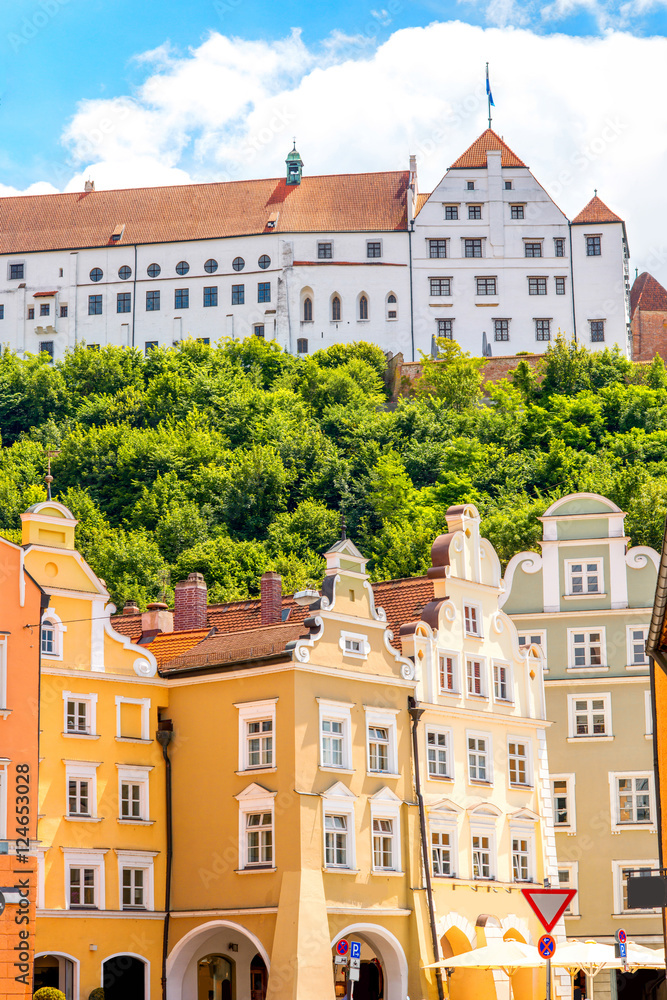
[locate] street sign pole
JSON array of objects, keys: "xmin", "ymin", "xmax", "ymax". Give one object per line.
[{"xmin": 546, "ymin": 957, "xmax": 551, "ymax": 1000}]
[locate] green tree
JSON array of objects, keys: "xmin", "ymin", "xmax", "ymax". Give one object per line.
[{"xmin": 413, "ymin": 339, "xmax": 484, "ymax": 411}]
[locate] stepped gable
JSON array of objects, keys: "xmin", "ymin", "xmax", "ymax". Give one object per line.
[
  {"xmin": 631, "ymin": 272, "xmax": 667, "ymax": 318},
  {"xmin": 571, "ymin": 194, "xmax": 623, "ymax": 225},
  {"xmin": 450, "ymin": 129, "xmax": 526, "ymax": 169},
  {"xmin": 0, "ymin": 171, "xmax": 409, "ymax": 254}
]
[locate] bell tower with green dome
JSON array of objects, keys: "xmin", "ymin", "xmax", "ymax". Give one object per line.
[{"xmin": 286, "ymin": 142, "xmax": 304, "ymax": 185}]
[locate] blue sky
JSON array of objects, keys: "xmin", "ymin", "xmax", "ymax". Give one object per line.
[{"xmin": 2, "ymin": 0, "xmax": 667, "ymax": 280}]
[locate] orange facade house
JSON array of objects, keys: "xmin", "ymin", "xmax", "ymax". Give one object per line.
[{"xmin": 0, "ymin": 536, "xmax": 45, "ymax": 996}]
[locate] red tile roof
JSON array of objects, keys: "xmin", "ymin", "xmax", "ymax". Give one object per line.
[
  {"xmin": 160, "ymin": 621, "xmax": 307, "ymax": 673},
  {"xmin": 631, "ymin": 272, "xmax": 667, "ymax": 317},
  {"xmin": 140, "ymin": 628, "xmax": 216, "ymax": 666},
  {"xmin": 373, "ymin": 577, "xmax": 435, "ymax": 649},
  {"xmin": 571, "ymin": 194, "xmax": 623, "ymax": 225},
  {"xmin": 0, "ymin": 172, "xmax": 409, "ymax": 254},
  {"xmin": 450, "ymin": 129, "xmax": 526, "ymax": 170},
  {"xmin": 415, "ymin": 193, "xmax": 430, "ymax": 216},
  {"xmin": 112, "ymin": 614, "xmax": 142, "ymax": 641}
]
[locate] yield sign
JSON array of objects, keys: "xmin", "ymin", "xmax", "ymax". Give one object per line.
[{"xmin": 521, "ymin": 888, "xmax": 577, "ymax": 932}]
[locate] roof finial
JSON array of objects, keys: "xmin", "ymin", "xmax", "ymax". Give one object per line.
[
  {"xmin": 594, "ymin": 188, "xmax": 597, "ymax": 198},
  {"xmin": 44, "ymin": 450, "xmax": 60, "ymax": 501},
  {"xmin": 293, "ymin": 137, "xmax": 297, "ymax": 150}
]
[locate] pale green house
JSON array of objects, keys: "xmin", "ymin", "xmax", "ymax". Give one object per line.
[{"xmin": 501, "ymin": 493, "xmax": 662, "ymax": 1000}]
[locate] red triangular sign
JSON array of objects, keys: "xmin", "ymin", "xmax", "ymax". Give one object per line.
[{"xmin": 521, "ymin": 888, "xmax": 577, "ymax": 932}]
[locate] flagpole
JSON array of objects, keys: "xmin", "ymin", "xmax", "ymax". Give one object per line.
[{"xmin": 486, "ymin": 62, "xmax": 492, "ymax": 129}]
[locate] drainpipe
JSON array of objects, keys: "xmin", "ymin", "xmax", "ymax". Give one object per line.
[
  {"xmin": 157, "ymin": 721, "xmax": 174, "ymax": 1000},
  {"xmin": 568, "ymin": 222, "xmax": 577, "ymax": 344},
  {"xmin": 131, "ymin": 244, "xmax": 138, "ymax": 348},
  {"xmin": 408, "ymin": 222, "xmax": 416, "ymax": 362},
  {"xmin": 409, "ymin": 697, "xmax": 444, "ymax": 1000}
]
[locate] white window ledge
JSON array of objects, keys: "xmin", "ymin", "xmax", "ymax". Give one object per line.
[
  {"xmin": 117, "ymin": 818, "xmax": 155, "ymax": 826},
  {"xmin": 611, "ymin": 911, "xmax": 660, "ymax": 919},
  {"xmin": 64, "ymin": 815, "xmax": 103, "ymax": 823},
  {"xmin": 323, "ymin": 868, "xmax": 360, "ymax": 875},
  {"xmin": 566, "ymin": 736, "xmax": 614, "ymax": 743},
  {"xmin": 562, "ymin": 593, "xmax": 607, "ymax": 600},
  {"xmin": 62, "ymin": 732, "xmax": 101, "ymax": 740},
  {"xmin": 235, "ymin": 867, "xmax": 278, "ymax": 875},
  {"xmin": 367, "ymin": 772, "xmax": 400, "ymax": 779},
  {"xmin": 115, "ymin": 737, "xmax": 153, "ymax": 744},
  {"xmin": 370, "ymin": 870, "xmax": 404, "ymax": 877},
  {"xmin": 0, "ymin": 709, "xmax": 12, "ymax": 720},
  {"xmin": 319, "ymin": 766, "xmax": 355, "ymax": 775},
  {"xmin": 236, "ymin": 767, "xmax": 277, "ymax": 776},
  {"xmin": 426, "ymin": 775, "xmax": 454, "ymax": 783},
  {"xmin": 509, "ymin": 784, "xmax": 534, "ymax": 791},
  {"xmin": 566, "ymin": 666, "xmax": 610, "ymax": 673}
]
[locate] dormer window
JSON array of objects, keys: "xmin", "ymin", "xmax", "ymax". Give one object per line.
[{"xmin": 110, "ymin": 224, "xmax": 125, "ymax": 243}]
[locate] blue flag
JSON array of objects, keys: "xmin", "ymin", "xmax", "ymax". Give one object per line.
[{"xmin": 486, "ymin": 71, "xmax": 495, "ymax": 107}]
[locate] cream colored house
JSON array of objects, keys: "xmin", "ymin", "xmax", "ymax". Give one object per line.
[
  {"xmin": 501, "ymin": 493, "xmax": 662, "ymax": 1000},
  {"xmin": 400, "ymin": 504, "xmax": 568, "ymax": 1000}
]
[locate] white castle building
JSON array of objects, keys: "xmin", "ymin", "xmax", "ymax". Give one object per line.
[{"xmin": 0, "ymin": 131, "xmax": 630, "ymax": 361}]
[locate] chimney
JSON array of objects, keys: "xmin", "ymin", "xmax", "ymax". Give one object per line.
[
  {"xmin": 141, "ymin": 601, "xmax": 174, "ymax": 636},
  {"xmin": 260, "ymin": 572, "xmax": 282, "ymax": 625},
  {"xmin": 84, "ymin": 179, "xmax": 95, "ymax": 192},
  {"xmin": 174, "ymin": 572, "xmax": 208, "ymax": 630},
  {"xmin": 123, "ymin": 600, "xmax": 140, "ymax": 615}
]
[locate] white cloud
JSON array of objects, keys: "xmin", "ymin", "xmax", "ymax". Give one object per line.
[{"xmin": 4, "ymin": 20, "xmax": 667, "ymax": 284}]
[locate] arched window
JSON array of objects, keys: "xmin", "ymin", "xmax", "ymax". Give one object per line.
[
  {"xmin": 297, "ymin": 338, "xmax": 308, "ymax": 354},
  {"xmin": 332, "ymin": 296, "xmax": 341, "ymax": 322},
  {"xmin": 303, "ymin": 297, "xmax": 313, "ymax": 322},
  {"xmin": 41, "ymin": 610, "xmax": 66, "ymax": 661},
  {"xmin": 359, "ymin": 295, "xmax": 369, "ymax": 320},
  {"xmin": 386, "ymin": 293, "xmax": 398, "ymax": 320}
]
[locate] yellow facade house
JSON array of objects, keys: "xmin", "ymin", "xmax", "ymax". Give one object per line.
[{"xmin": 23, "ymin": 501, "xmax": 169, "ymax": 1000}]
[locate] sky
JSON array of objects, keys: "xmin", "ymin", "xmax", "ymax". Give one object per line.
[{"xmin": 2, "ymin": 0, "xmax": 667, "ymax": 282}]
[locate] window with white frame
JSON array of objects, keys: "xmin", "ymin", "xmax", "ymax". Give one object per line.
[
  {"xmin": 370, "ymin": 794, "xmax": 402, "ymax": 873},
  {"xmin": 62, "ymin": 691, "xmax": 97, "ymax": 736},
  {"xmin": 117, "ymin": 765, "xmax": 151, "ymax": 822},
  {"xmin": 365, "ymin": 709, "xmax": 398, "ymax": 775},
  {"xmin": 466, "ymin": 658, "xmax": 486, "ymax": 697},
  {"xmin": 645, "ymin": 690, "xmax": 653, "ymax": 736},
  {"xmin": 236, "ymin": 699, "xmax": 278, "ymax": 772},
  {"xmin": 438, "ymin": 652, "xmax": 458, "ymax": 694},
  {"xmin": 340, "ymin": 631, "xmax": 369, "ymax": 659},
  {"xmin": 568, "ymin": 629, "xmax": 605, "ymax": 669},
  {"xmin": 246, "ymin": 811, "xmax": 273, "ymax": 867},
  {"xmin": 65, "ymin": 761, "xmax": 99, "ymax": 818},
  {"xmin": 41, "ymin": 610, "xmax": 66, "ymax": 660},
  {"xmin": 431, "ymin": 828, "xmax": 454, "ymax": 877},
  {"xmin": 567, "ymin": 694, "xmax": 611, "ymax": 738},
  {"xmin": 321, "ymin": 785, "xmax": 356, "ymax": 870},
  {"xmin": 372, "ymin": 819, "xmax": 396, "ymax": 870},
  {"xmin": 464, "ymin": 603, "xmax": 481, "ymax": 636},
  {"xmin": 63, "ymin": 849, "xmax": 106, "ymax": 909},
  {"xmin": 467, "ymin": 734, "xmax": 491, "ymax": 782},
  {"xmin": 610, "ymin": 772, "xmax": 655, "ymax": 829},
  {"xmin": 426, "ymin": 728, "xmax": 452, "ymax": 780},
  {"xmin": 558, "ymin": 864, "xmax": 579, "ymax": 914},
  {"xmin": 116, "ymin": 851, "xmax": 156, "ymax": 911},
  {"xmin": 517, "ymin": 631, "xmax": 547, "ymax": 664},
  {"xmin": 613, "ymin": 860, "xmax": 660, "ymax": 915},
  {"xmin": 565, "ymin": 559, "xmax": 603, "ymax": 596},
  {"xmin": 508, "ymin": 740, "xmax": 531, "ymax": 787},
  {"xmin": 471, "ymin": 832, "xmax": 494, "ymax": 879},
  {"xmin": 493, "ymin": 662, "xmax": 512, "ymax": 702},
  {"xmin": 0, "ymin": 638, "xmax": 6, "ymax": 710},
  {"xmin": 551, "ymin": 775, "xmax": 576, "ymax": 831},
  {"xmin": 115, "ymin": 696, "xmax": 150, "ymax": 740},
  {"xmin": 512, "ymin": 837, "xmax": 532, "ymax": 882},
  {"xmin": 319, "ymin": 700, "xmax": 353, "ymax": 770},
  {"xmin": 627, "ymin": 626, "xmax": 649, "ymax": 667}
]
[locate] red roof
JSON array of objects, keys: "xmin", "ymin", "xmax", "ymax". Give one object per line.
[
  {"xmin": 0, "ymin": 172, "xmax": 409, "ymax": 254},
  {"xmin": 33, "ymin": 290, "xmax": 57, "ymax": 297},
  {"xmin": 373, "ymin": 577, "xmax": 435, "ymax": 648},
  {"xmin": 631, "ymin": 272, "xmax": 667, "ymax": 317},
  {"xmin": 450, "ymin": 130, "xmax": 526, "ymax": 169},
  {"xmin": 160, "ymin": 621, "xmax": 307, "ymax": 673},
  {"xmin": 571, "ymin": 194, "xmax": 623, "ymax": 225},
  {"xmin": 140, "ymin": 628, "xmax": 216, "ymax": 666}
]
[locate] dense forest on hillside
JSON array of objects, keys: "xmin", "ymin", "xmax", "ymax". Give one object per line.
[{"xmin": 1, "ymin": 336, "xmax": 666, "ymax": 609}]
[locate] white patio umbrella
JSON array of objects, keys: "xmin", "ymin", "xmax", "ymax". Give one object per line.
[
  {"xmin": 552, "ymin": 940, "xmax": 623, "ymax": 978},
  {"xmin": 625, "ymin": 942, "xmax": 666, "ymax": 970},
  {"xmin": 424, "ymin": 940, "xmax": 546, "ymax": 999}
]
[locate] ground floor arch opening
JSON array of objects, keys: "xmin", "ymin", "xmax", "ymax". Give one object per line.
[
  {"xmin": 102, "ymin": 953, "xmax": 147, "ymax": 1000},
  {"xmin": 331, "ymin": 924, "xmax": 407, "ymax": 1000},
  {"xmin": 34, "ymin": 953, "xmax": 77, "ymax": 999},
  {"xmin": 166, "ymin": 920, "xmax": 270, "ymax": 1000}
]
